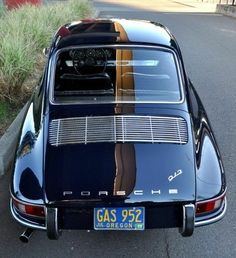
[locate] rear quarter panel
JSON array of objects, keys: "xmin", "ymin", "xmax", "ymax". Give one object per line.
[
  {"xmin": 187, "ymin": 80, "xmax": 226, "ymax": 201},
  {"xmin": 10, "ymin": 82, "xmax": 45, "ymax": 204}
]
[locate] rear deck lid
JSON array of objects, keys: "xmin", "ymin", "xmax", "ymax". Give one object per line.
[{"xmin": 44, "ymin": 115, "xmax": 195, "ymax": 204}]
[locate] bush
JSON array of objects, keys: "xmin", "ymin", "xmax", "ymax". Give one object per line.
[
  {"xmin": 0, "ymin": 4, "xmax": 6, "ymax": 18},
  {"xmin": 0, "ymin": 0, "xmax": 94, "ymax": 104}
]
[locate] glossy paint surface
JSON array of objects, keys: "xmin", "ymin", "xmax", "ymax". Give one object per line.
[
  {"xmin": 10, "ymin": 19, "xmax": 226, "ymax": 229},
  {"xmin": 187, "ymin": 81, "xmax": 226, "ymax": 201},
  {"xmin": 52, "ymin": 19, "xmax": 180, "ymax": 53},
  {"xmin": 11, "ymin": 85, "xmax": 45, "ymax": 204},
  {"xmin": 45, "ymin": 124, "xmax": 195, "ymax": 203}
]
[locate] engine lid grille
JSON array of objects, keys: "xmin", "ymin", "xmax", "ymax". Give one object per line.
[{"xmin": 49, "ymin": 115, "xmax": 188, "ymax": 146}]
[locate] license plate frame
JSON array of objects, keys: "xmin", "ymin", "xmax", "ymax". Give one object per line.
[{"xmin": 94, "ymin": 207, "xmax": 145, "ymax": 231}]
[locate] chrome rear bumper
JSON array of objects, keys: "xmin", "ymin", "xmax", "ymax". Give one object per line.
[{"xmin": 10, "ymin": 197, "xmax": 227, "ymax": 234}]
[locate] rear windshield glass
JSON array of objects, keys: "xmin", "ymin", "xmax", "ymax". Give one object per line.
[{"xmin": 52, "ymin": 47, "xmax": 182, "ymax": 103}]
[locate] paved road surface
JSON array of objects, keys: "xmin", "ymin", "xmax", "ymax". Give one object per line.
[{"xmin": 1, "ymin": 1, "xmax": 236, "ymax": 257}]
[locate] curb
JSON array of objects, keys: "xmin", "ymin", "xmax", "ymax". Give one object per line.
[
  {"xmin": 0, "ymin": 103, "xmax": 28, "ymax": 177},
  {"xmin": 216, "ymin": 4, "xmax": 236, "ymax": 18}
]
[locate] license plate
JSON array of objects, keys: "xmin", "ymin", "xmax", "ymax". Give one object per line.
[{"xmin": 94, "ymin": 207, "xmax": 145, "ymax": 230}]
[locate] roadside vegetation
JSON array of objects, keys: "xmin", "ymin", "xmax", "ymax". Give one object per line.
[
  {"xmin": 0, "ymin": 4, "xmax": 5, "ymax": 18},
  {"xmin": 0, "ymin": 0, "xmax": 93, "ymax": 104},
  {"xmin": 0, "ymin": 0, "xmax": 93, "ymax": 136}
]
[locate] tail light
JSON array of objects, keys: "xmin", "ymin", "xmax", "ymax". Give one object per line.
[
  {"xmin": 196, "ymin": 192, "xmax": 226, "ymax": 215},
  {"xmin": 12, "ymin": 198, "xmax": 45, "ymax": 219}
]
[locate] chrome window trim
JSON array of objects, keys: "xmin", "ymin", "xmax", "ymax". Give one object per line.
[{"xmin": 48, "ymin": 44, "xmax": 185, "ymax": 105}]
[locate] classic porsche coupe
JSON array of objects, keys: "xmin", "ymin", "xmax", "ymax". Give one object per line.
[{"xmin": 10, "ymin": 19, "xmax": 226, "ymax": 242}]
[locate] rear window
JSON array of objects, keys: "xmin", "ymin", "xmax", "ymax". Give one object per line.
[{"xmin": 51, "ymin": 46, "xmax": 183, "ymax": 103}]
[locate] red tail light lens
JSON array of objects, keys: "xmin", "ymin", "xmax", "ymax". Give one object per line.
[
  {"xmin": 12, "ymin": 198, "xmax": 45, "ymax": 218},
  {"xmin": 196, "ymin": 193, "xmax": 226, "ymax": 215}
]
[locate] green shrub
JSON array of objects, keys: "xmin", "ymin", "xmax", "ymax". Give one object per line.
[
  {"xmin": 0, "ymin": 4, "xmax": 5, "ymax": 18},
  {"xmin": 0, "ymin": 0, "xmax": 94, "ymax": 103}
]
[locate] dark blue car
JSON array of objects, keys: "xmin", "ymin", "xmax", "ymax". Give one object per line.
[{"xmin": 10, "ymin": 19, "xmax": 226, "ymax": 242}]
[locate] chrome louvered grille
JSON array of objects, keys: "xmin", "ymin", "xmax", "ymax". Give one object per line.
[{"xmin": 49, "ymin": 115, "xmax": 188, "ymax": 146}]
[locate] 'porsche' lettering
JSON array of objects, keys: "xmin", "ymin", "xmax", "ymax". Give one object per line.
[
  {"xmin": 99, "ymin": 191, "xmax": 108, "ymax": 196},
  {"xmin": 134, "ymin": 190, "xmax": 143, "ymax": 195},
  {"xmin": 63, "ymin": 191, "xmax": 73, "ymax": 196},
  {"xmin": 169, "ymin": 189, "xmax": 178, "ymax": 194},
  {"xmin": 151, "ymin": 189, "xmax": 161, "ymax": 195},
  {"xmin": 63, "ymin": 189, "xmax": 179, "ymax": 196},
  {"xmin": 81, "ymin": 191, "xmax": 90, "ymax": 196},
  {"xmin": 115, "ymin": 191, "xmax": 126, "ymax": 196}
]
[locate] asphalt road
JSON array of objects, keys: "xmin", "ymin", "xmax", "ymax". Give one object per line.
[{"xmin": 1, "ymin": 1, "xmax": 236, "ymax": 257}]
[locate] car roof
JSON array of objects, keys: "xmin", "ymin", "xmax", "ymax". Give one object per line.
[{"xmin": 52, "ymin": 19, "xmax": 181, "ymax": 54}]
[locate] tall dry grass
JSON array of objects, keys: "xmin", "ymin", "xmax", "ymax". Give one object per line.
[{"xmin": 0, "ymin": 0, "xmax": 94, "ymax": 103}]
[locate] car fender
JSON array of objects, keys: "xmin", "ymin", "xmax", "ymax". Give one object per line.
[
  {"xmin": 187, "ymin": 80, "xmax": 226, "ymax": 201},
  {"xmin": 11, "ymin": 88, "xmax": 45, "ymax": 204}
]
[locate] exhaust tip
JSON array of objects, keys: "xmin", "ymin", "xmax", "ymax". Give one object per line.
[
  {"xmin": 19, "ymin": 228, "xmax": 34, "ymax": 243},
  {"xmin": 19, "ymin": 234, "xmax": 29, "ymax": 243}
]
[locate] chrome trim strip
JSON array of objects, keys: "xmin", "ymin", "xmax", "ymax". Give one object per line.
[
  {"xmin": 49, "ymin": 115, "xmax": 188, "ymax": 146},
  {"xmin": 11, "ymin": 193, "xmax": 45, "ymax": 207},
  {"xmin": 195, "ymin": 197, "xmax": 227, "ymax": 227},
  {"xmin": 196, "ymin": 190, "xmax": 226, "ymax": 205},
  {"xmin": 182, "ymin": 203, "xmax": 186, "ymax": 233},
  {"xmin": 48, "ymin": 44, "xmax": 185, "ymax": 105},
  {"xmin": 55, "ymin": 208, "xmax": 58, "ymax": 233},
  {"xmin": 56, "ymin": 208, "xmax": 58, "ymax": 231},
  {"xmin": 10, "ymin": 199, "xmax": 46, "ymax": 230}
]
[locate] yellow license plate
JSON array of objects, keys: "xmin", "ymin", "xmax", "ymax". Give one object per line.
[{"xmin": 94, "ymin": 207, "xmax": 145, "ymax": 230}]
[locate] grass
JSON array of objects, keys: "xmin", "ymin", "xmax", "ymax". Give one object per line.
[
  {"xmin": 0, "ymin": 4, "xmax": 5, "ymax": 18},
  {"xmin": 0, "ymin": 0, "xmax": 93, "ymax": 137},
  {"xmin": 0, "ymin": 0, "xmax": 94, "ymax": 104}
]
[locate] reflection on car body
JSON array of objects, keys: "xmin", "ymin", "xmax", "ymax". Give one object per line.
[{"xmin": 10, "ymin": 19, "xmax": 226, "ymax": 242}]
